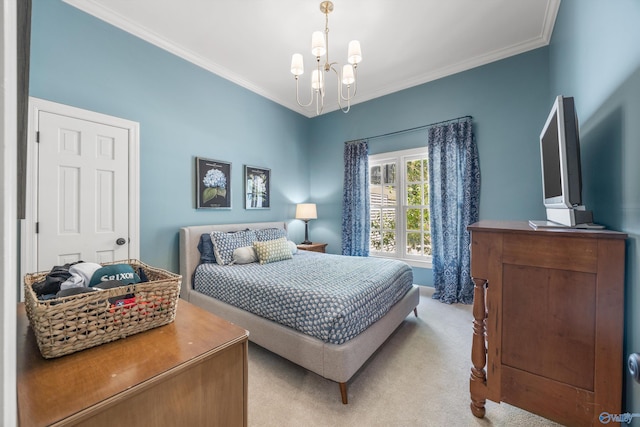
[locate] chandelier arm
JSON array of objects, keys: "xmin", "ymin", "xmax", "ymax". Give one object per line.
[
  {"xmin": 349, "ymin": 66, "xmax": 358, "ymax": 98},
  {"xmin": 294, "ymin": 76, "xmax": 315, "ymax": 108},
  {"xmin": 329, "ymin": 65, "xmax": 351, "ymax": 113},
  {"xmin": 316, "ymin": 90, "xmax": 324, "ymax": 115}
]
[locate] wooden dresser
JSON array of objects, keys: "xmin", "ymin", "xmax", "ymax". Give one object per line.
[
  {"xmin": 468, "ymin": 221, "xmax": 626, "ymax": 426},
  {"xmin": 18, "ymin": 300, "xmax": 248, "ymax": 427}
]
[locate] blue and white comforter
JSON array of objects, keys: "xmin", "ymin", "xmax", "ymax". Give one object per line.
[{"xmin": 194, "ymin": 251, "xmax": 413, "ymax": 344}]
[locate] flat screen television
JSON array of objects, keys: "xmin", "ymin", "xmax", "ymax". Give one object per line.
[
  {"xmin": 540, "ymin": 95, "xmax": 582, "ymax": 209},
  {"xmin": 536, "ymin": 95, "xmax": 595, "ymax": 227}
]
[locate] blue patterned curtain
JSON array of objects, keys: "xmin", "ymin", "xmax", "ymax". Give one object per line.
[
  {"xmin": 342, "ymin": 140, "xmax": 370, "ymax": 256},
  {"xmin": 428, "ymin": 118, "xmax": 480, "ymax": 304}
]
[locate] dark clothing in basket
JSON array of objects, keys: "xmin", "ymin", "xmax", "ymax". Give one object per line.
[{"xmin": 32, "ymin": 262, "xmax": 82, "ymax": 296}]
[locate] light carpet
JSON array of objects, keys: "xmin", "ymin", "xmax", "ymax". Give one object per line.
[{"xmin": 247, "ymin": 286, "xmax": 561, "ymax": 427}]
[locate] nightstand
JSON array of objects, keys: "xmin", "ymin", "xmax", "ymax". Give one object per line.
[{"xmin": 297, "ymin": 242, "xmax": 328, "ymax": 253}]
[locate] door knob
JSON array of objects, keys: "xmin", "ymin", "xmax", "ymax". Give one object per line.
[{"xmin": 116, "ymin": 238, "xmax": 126, "ymax": 246}]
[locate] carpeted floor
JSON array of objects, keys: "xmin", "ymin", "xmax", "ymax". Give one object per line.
[{"xmin": 247, "ymin": 286, "xmax": 562, "ymax": 427}]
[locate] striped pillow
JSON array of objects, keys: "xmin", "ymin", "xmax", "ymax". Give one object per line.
[{"xmin": 210, "ymin": 229, "xmax": 257, "ymax": 266}]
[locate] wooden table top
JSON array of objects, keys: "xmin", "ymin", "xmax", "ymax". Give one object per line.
[
  {"xmin": 468, "ymin": 220, "xmax": 627, "ymax": 239},
  {"xmin": 17, "ymin": 299, "xmax": 248, "ymax": 426}
]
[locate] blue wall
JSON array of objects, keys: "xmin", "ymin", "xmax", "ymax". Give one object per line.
[
  {"xmin": 307, "ymin": 48, "xmax": 551, "ymax": 285},
  {"xmin": 29, "ymin": 0, "xmax": 311, "ymax": 273},
  {"xmin": 548, "ymin": 0, "xmax": 640, "ymax": 416}
]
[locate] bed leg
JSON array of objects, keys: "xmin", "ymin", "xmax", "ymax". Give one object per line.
[
  {"xmin": 339, "ymin": 382, "xmax": 348, "ymax": 404},
  {"xmin": 413, "ymin": 307, "xmax": 418, "ymax": 317}
]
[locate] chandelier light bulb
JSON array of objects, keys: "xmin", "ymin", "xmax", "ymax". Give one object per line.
[
  {"xmin": 342, "ymin": 64, "xmax": 355, "ymax": 85},
  {"xmin": 347, "ymin": 40, "xmax": 362, "ymax": 65},
  {"xmin": 291, "ymin": 53, "xmax": 304, "ymax": 76},
  {"xmin": 311, "ymin": 31, "xmax": 326, "ymax": 57},
  {"xmin": 311, "ymin": 69, "xmax": 324, "ymax": 90}
]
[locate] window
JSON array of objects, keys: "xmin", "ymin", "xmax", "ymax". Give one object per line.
[{"xmin": 369, "ymin": 148, "xmax": 431, "ymax": 267}]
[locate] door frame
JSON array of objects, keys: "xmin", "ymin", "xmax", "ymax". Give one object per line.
[{"xmin": 21, "ymin": 97, "xmax": 140, "ymax": 297}]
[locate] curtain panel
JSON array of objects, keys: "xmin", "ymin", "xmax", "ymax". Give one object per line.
[
  {"xmin": 341, "ymin": 140, "xmax": 370, "ymax": 256},
  {"xmin": 428, "ymin": 118, "xmax": 480, "ymax": 304}
]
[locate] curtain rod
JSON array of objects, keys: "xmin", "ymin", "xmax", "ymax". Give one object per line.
[{"xmin": 346, "ymin": 115, "xmax": 472, "ymax": 144}]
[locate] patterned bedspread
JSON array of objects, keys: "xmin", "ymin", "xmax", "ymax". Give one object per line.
[{"xmin": 194, "ymin": 251, "xmax": 414, "ymax": 344}]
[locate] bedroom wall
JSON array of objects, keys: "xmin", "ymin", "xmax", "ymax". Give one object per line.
[
  {"xmin": 548, "ymin": 0, "xmax": 640, "ymax": 415},
  {"xmin": 29, "ymin": 0, "xmax": 311, "ymax": 273},
  {"xmin": 307, "ymin": 47, "xmax": 550, "ymax": 285}
]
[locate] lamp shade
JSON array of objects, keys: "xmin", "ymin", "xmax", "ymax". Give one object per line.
[
  {"xmin": 311, "ymin": 31, "xmax": 326, "ymax": 57},
  {"xmin": 311, "ymin": 70, "xmax": 324, "ymax": 90},
  {"xmin": 347, "ymin": 40, "xmax": 362, "ymax": 64},
  {"xmin": 342, "ymin": 64, "xmax": 355, "ymax": 85},
  {"xmin": 290, "ymin": 53, "xmax": 304, "ymax": 76},
  {"xmin": 295, "ymin": 203, "xmax": 317, "ymax": 220}
]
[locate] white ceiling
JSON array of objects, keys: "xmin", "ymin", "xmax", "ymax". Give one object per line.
[{"xmin": 62, "ymin": 0, "xmax": 560, "ymax": 118}]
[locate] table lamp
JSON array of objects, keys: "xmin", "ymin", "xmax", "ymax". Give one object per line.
[{"xmin": 295, "ymin": 203, "xmax": 317, "ymax": 245}]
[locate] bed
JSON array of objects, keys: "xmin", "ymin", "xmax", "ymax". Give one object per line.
[{"xmin": 179, "ymin": 221, "xmax": 420, "ymax": 404}]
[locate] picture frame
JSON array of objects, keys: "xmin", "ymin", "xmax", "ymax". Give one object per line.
[
  {"xmin": 196, "ymin": 157, "xmax": 231, "ymax": 209},
  {"xmin": 244, "ymin": 165, "xmax": 270, "ymax": 209}
]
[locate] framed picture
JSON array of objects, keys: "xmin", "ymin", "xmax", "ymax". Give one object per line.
[
  {"xmin": 196, "ymin": 157, "xmax": 231, "ymax": 209},
  {"xmin": 244, "ymin": 165, "xmax": 270, "ymax": 209}
]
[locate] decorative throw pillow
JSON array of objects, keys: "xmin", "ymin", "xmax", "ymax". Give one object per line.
[
  {"xmin": 231, "ymin": 246, "xmax": 258, "ymax": 264},
  {"xmin": 253, "ymin": 237, "xmax": 293, "ymax": 265},
  {"xmin": 287, "ymin": 240, "xmax": 298, "ymax": 255},
  {"xmin": 197, "ymin": 233, "xmax": 216, "ymax": 264},
  {"xmin": 255, "ymin": 227, "xmax": 287, "ymax": 242},
  {"xmin": 210, "ymin": 229, "xmax": 258, "ymax": 266}
]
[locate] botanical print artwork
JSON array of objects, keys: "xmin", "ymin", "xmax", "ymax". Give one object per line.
[
  {"xmin": 245, "ymin": 165, "xmax": 270, "ymax": 209},
  {"xmin": 203, "ymin": 169, "xmax": 226, "ymax": 202},
  {"xmin": 196, "ymin": 157, "xmax": 231, "ymax": 209}
]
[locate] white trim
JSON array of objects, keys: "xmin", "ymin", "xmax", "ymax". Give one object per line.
[
  {"xmin": 1, "ymin": 0, "xmax": 18, "ymax": 424},
  {"xmin": 22, "ymin": 98, "xmax": 140, "ymax": 288}
]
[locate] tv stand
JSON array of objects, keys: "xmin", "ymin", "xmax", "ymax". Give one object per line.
[
  {"xmin": 468, "ymin": 221, "xmax": 626, "ymax": 426},
  {"xmin": 574, "ymin": 222, "xmax": 606, "ymax": 230},
  {"xmin": 529, "ymin": 220, "xmax": 605, "ymax": 230},
  {"xmin": 546, "ymin": 206, "xmax": 592, "ymax": 226}
]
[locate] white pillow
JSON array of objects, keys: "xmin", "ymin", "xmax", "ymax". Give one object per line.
[
  {"xmin": 287, "ymin": 240, "xmax": 298, "ymax": 254},
  {"xmin": 232, "ymin": 246, "xmax": 258, "ymax": 264}
]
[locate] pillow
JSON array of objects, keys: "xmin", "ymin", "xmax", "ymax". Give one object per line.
[
  {"xmin": 288, "ymin": 240, "xmax": 298, "ymax": 255},
  {"xmin": 197, "ymin": 233, "xmax": 216, "ymax": 264},
  {"xmin": 89, "ymin": 264, "xmax": 141, "ymax": 287},
  {"xmin": 255, "ymin": 227, "xmax": 287, "ymax": 242},
  {"xmin": 253, "ymin": 237, "xmax": 293, "ymax": 265},
  {"xmin": 232, "ymin": 246, "xmax": 258, "ymax": 264},
  {"xmin": 210, "ymin": 229, "xmax": 258, "ymax": 266}
]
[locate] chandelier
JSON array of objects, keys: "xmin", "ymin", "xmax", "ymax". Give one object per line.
[{"xmin": 290, "ymin": 1, "xmax": 362, "ymax": 115}]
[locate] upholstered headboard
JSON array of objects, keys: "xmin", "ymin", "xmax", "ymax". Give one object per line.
[{"xmin": 178, "ymin": 222, "xmax": 287, "ymax": 300}]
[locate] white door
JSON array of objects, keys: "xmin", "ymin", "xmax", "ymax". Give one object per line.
[{"xmin": 36, "ymin": 111, "xmax": 130, "ymax": 270}]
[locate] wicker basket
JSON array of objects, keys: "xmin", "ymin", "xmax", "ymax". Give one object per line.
[{"xmin": 24, "ymin": 259, "xmax": 182, "ymax": 359}]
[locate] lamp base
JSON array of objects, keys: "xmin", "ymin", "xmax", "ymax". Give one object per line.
[{"xmin": 301, "ymin": 220, "xmax": 312, "ymax": 246}]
